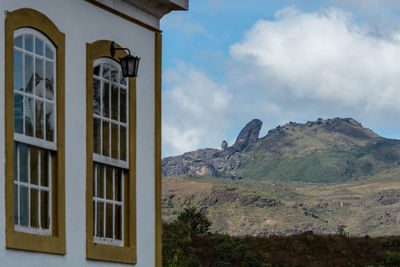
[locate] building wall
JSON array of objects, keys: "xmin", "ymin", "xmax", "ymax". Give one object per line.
[{"xmin": 0, "ymin": 0, "xmax": 156, "ymax": 265}]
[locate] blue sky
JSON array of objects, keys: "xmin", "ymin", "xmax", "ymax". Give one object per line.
[{"xmin": 161, "ymin": 0, "xmax": 400, "ymax": 156}]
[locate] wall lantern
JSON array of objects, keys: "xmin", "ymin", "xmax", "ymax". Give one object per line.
[{"xmin": 110, "ymin": 41, "xmax": 140, "ymax": 78}]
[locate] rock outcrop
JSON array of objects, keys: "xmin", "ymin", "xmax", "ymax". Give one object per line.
[
  {"xmin": 162, "ymin": 119, "xmax": 263, "ymax": 178},
  {"xmin": 232, "ymin": 119, "xmax": 262, "ymax": 151}
]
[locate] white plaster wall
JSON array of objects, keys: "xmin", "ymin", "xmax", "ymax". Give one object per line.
[{"xmin": 0, "ymin": 0, "xmax": 156, "ymax": 266}]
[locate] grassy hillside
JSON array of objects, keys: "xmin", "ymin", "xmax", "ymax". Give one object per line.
[
  {"xmin": 237, "ymin": 118, "xmax": 400, "ymax": 183},
  {"xmin": 162, "ymin": 170, "xmax": 400, "ymax": 237}
]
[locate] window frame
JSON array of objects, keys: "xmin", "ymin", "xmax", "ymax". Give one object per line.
[
  {"xmin": 4, "ymin": 8, "xmax": 66, "ymax": 254},
  {"xmin": 86, "ymin": 40, "xmax": 137, "ymax": 264}
]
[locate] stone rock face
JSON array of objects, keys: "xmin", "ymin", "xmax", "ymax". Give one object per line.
[
  {"xmin": 221, "ymin": 140, "xmax": 228, "ymax": 151},
  {"xmin": 162, "ymin": 119, "xmax": 263, "ymax": 178},
  {"xmin": 232, "ymin": 119, "xmax": 262, "ymax": 151}
]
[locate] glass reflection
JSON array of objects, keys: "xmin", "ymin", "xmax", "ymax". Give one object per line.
[
  {"xmin": 25, "ymin": 35, "xmax": 33, "ymax": 52},
  {"xmin": 35, "ymin": 58, "xmax": 44, "ymax": 97},
  {"xmin": 14, "ymin": 50, "xmax": 23, "ymax": 91},
  {"xmin": 93, "ymin": 79, "xmax": 101, "ymax": 115},
  {"xmin": 14, "ymin": 94, "xmax": 23, "ymax": 134},
  {"xmin": 46, "ymin": 102, "xmax": 54, "ymax": 142},
  {"xmin": 25, "ymin": 54, "xmax": 34, "ymax": 94},
  {"xmin": 120, "ymin": 89, "xmax": 126, "ymax": 123},
  {"xmin": 45, "ymin": 61, "xmax": 54, "ymax": 100},
  {"xmin": 111, "ymin": 85, "xmax": 118, "ymax": 120},
  {"xmin": 14, "ymin": 36, "xmax": 23, "ymax": 48},
  {"xmin": 35, "ymin": 100, "xmax": 44, "ymax": 139},
  {"xmin": 25, "ymin": 97, "xmax": 34, "ymax": 137},
  {"xmin": 45, "ymin": 44, "xmax": 54, "ymax": 59},
  {"xmin": 35, "ymin": 37, "xmax": 44, "ymax": 56}
]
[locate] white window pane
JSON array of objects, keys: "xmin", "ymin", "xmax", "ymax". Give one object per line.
[
  {"xmin": 111, "ymin": 85, "xmax": 118, "ymax": 121},
  {"xmin": 40, "ymin": 149, "xmax": 49, "ymax": 187},
  {"xmin": 96, "ymin": 202, "xmax": 104, "ymax": 237},
  {"xmin": 14, "ymin": 36, "xmax": 23, "ymax": 48},
  {"xmin": 45, "ymin": 61, "xmax": 54, "ymax": 100},
  {"xmin": 93, "ymin": 79, "xmax": 101, "ymax": 115},
  {"xmin": 30, "ymin": 146, "xmax": 39, "ymax": 185},
  {"xmin": 105, "ymin": 203, "xmax": 113, "ymax": 238},
  {"xmin": 14, "ymin": 50, "xmax": 23, "ymax": 91},
  {"xmin": 102, "ymin": 121, "xmax": 109, "ymax": 157},
  {"xmin": 40, "ymin": 191, "xmax": 49, "ymax": 229},
  {"xmin": 19, "ymin": 144, "xmax": 28, "ymax": 182},
  {"xmin": 120, "ymin": 126, "xmax": 126, "ymax": 161},
  {"xmin": 102, "ymin": 82, "xmax": 110, "ymax": 118},
  {"xmin": 115, "ymin": 169, "xmax": 122, "ymax": 202},
  {"xmin": 94, "ymin": 65, "xmax": 100, "ymax": 76},
  {"xmin": 93, "ymin": 118, "xmax": 101, "ymax": 155},
  {"xmin": 24, "ymin": 35, "xmax": 33, "ymax": 52},
  {"xmin": 35, "ymin": 37, "xmax": 44, "ymax": 56},
  {"xmin": 111, "ymin": 124, "xmax": 118, "ymax": 159},
  {"xmin": 120, "ymin": 89, "xmax": 126, "ymax": 123},
  {"xmin": 115, "ymin": 205, "xmax": 122, "ymax": 240},
  {"xmin": 25, "ymin": 54, "xmax": 34, "ymax": 94},
  {"xmin": 35, "ymin": 58, "xmax": 45, "ymax": 97},
  {"xmin": 102, "ymin": 64, "xmax": 110, "ymax": 80},
  {"xmin": 14, "ymin": 184, "xmax": 18, "ymax": 224},
  {"xmin": 45, "ymin": 102, "xmax": 54, "ymax": 142},
  {"xmin": 35, "ymin": 100, "xmax": 44, "ymax": 139},
  {"xmin": 45, "ymin": 44, "xmax": 54, "ymax": 59},
  {"xmin": 106, "ymin": 166, "xmax": 113, "ymax": 200},
  {"xmin": 14, "ymin": 94, "xmax": 24, "ymax": 134},
  {"xmin": 24, "ymin": 97, "xmax": 34, "ymax": 137},
  {"xmin": 111, "ymin": 65, "xmax": 118, "ymax": 83},
  {"xmin": 19, "ymin": 186, "xmax": 29, "ymax": 226},
  {"xmin": 30, "ymin": 188, "xmax": 39, "ymax": 228}
]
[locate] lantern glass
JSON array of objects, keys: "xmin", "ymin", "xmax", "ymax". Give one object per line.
[{"xmin": 119, "ymin": 55, "xmax": 140, "ymax": 78}]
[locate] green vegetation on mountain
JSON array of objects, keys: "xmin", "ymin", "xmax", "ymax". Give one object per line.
[
  {"xmin": 163, "ymin": 173, "xmax": 400, "ymax": 237},
  {"xmin": 162, "ymin": 118, "xmax": 400, "ymax": 237},
  {"xmin": 238, "ymin": 118, "xmax": 400, "ymax": 183}
]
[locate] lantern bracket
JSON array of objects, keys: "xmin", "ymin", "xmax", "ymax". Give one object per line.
[{"xmin": 110, "ymin": 41, "xmax": 131, "ymax": 57}]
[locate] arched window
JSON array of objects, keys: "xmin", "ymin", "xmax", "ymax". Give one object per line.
[
  {"xmin": 92, "ymin": 58, "xmax": 128, "ymax": 246},
  {"xmin": 86, "ymin": 40, "xmax": 136, "ymax": 264},
  {"xmin": 5, "ymin": 8, "xmax": 65, "ymax": 254},
  {"xmin": 13, "ymin": 28, "xmax": 56, "ymax": 235}
]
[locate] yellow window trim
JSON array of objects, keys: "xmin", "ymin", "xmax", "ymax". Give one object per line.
[
  {"xmin": 4, "ymin": 8, "xmax": 66, "ymax": 254},
  {"xmin": 86, "ymin": 40, "xmax": 137, "ymax": 264}
]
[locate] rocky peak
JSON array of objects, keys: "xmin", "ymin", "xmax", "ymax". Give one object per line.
[
  {"xmin": 162, "ymin": 119, "xmax": 262, "ymax": 178},
  {"xmin": 232, "ymin": 119, "xmax": 263, "ymax": 151}
]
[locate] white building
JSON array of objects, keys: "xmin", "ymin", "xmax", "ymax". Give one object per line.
[{"xmin": 0, "ymin": 0, "xmax": 188, "ymax": 266}]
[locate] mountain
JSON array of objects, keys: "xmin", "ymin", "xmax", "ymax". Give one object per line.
[
  {"xmin": 162, "ymin": 118, "xmax": 400, "ymax": 236},
  {"xmin": 163, "ymin": 118, "xmax": 400, "ymax": 183},
  {"xmin": 163, "ymin": 174, "xmax": 400, "ymax": 236}
]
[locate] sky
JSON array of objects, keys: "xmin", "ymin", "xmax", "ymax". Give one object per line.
[{"xmin": 160, "ymin": 0, "xmax": 400, "ymax": 157}]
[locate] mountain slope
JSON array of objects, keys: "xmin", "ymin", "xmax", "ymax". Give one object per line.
[
  {"xmin": 163, "ymin": 118, "xmax": 400, "ymax": 183},
  {"xmin": 162, "ymin": 174, "xmax": 400, "ymax": 236}
]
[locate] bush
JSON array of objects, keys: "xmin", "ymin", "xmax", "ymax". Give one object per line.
[
  {"xmin": 215, "ymin": 261, "xmax": 231, "ymax": 267},
  {"xmin": 241, "ymin": 251, "xmax": 260, "ymax": 267},
  {"xmin": 185, "ymin": 256, "xmax": 201, "ymax": 267},
  {"xmin": 385, "ymin": 251, "xmax": 400, "ymax": 266},
  {"xmin": 217, "ymin": 241, "xmax": 233, "ymax": 263}
]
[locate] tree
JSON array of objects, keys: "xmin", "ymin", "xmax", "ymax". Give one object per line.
[{"xmin": 177, "ymin": 207, "xmax": 211, "ymax": 241}]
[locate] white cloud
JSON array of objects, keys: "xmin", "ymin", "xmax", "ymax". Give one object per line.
[
  {"xmin": 163, "ymin": 63, "xmax": 232, "ymax": 156},
  {"xmin": 162, "ymin": 6, "xmax": 400, "ymax": 156},
  {"xmin": 229, "ymin": 6, "xmax": 400, "ymax": 121}
]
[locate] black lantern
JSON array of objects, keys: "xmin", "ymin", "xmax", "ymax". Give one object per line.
[{"xmin": 110, "ymin": 41, "xmax": 140, "ymax": 78}]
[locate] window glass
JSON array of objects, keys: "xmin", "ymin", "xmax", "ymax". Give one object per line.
[
  {"xmin": 13, "ymin": 29, "xmax": 56, "ymax": 235},
  {"xmin": 92, "ymin": 59, "xmax": 128, "ymax": 246}
]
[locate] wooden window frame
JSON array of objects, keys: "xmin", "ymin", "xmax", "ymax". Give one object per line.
[
  {"xmin": 4, "ymin": 8, "xmax": 66, "ymax": 254},
  {"xmin": 86, "ymin": 40, "xmax": 137, "ymax": 264}
]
